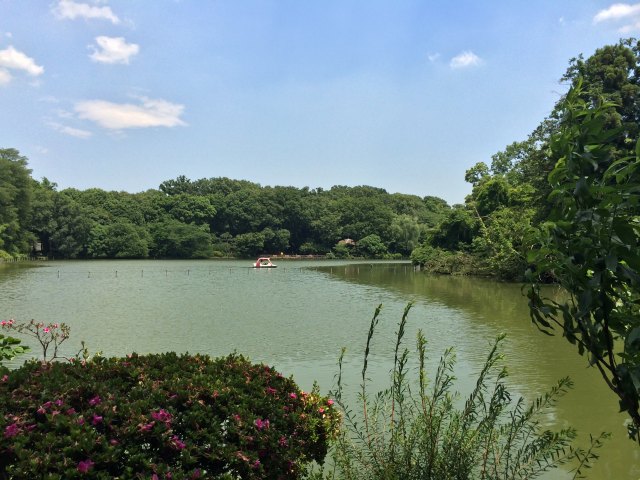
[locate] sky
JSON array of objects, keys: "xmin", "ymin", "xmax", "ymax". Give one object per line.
[{"xmin": 0, "ymin": 1, "xmax": 638, "ymax": 204}]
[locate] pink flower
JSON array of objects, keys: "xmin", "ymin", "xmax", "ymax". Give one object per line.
[
  {"xmin": 289, "ymin": 392, "xmax": 297, "ymax": 399},
  {"xmin": 151, "ymin": 409, "xmax": 172, "ymax": 423},
  {"xmin": 279, "ymin": 436, "xmax": 288, "ymax": 447},
  {"xmin": 191, "ymin": 469, "xmax": 201, "ymax": 479},
  {"xmin": 92, "ymin": 414, "xmax": 103, "ymax": 425},
  {"xmin": 170, "ymin": 435, "xmax": 186, "ymax": 450},
  {"xmin": 66, "ymin": 408, "xmax": 76, "ymax": 415},
  {"xmin": 52, "ymin": 323, "xmax": 59, "ymax": 328},
  {"xmin": 77, "ymin": 459, "xmax": 95, "ymax": 474},
  {"xmin": 110, "ymin": 438, "xmax": 119, "ymax": 445},
  {"xmin": 77, "ymin": 417, "xmax": 85, "ymax": 425},
  {"xmin": 266, "ymin": 386, "xmax": 277, "ymax": 395},
  {"xmin": 254, "ymin": 418, "xmax": 270, "ymax": 430},
  {"xmin": 43, "ymin": 327, "xmax": 50, "ymax": 333},
  {"xmin": 55, "ymin": 398, "xmax": 64, "ymax": 407},
  {"xmin": 88, "ymin": 395, "xmax": 101, "ymax": 406},
  {"xmin": 152, "ymin": 474, "xmax": 159, "ymax": 480},
  {"xmin": 1, "ymin": 375, "xmax": 8, "ymax": 382},
  {"xmin": 252, "ymin": 459, "xmax": 261, "ymax": 469},
  {"xmin": 4, "ymin": 423, "xmax": 19, "ymax": 438},
  {"xmin": 327, "ymin": 399, "xmax": 334, "ymax": 405},
  {"xmin": 139, "ymin": 421, "xmax": 155, "ymax": 432},
  {"xmin": 318, "ymin": 407, "xmax": 325, "ymax": 414}
]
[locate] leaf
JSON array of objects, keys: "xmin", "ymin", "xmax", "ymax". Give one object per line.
[{"xmin": 626, "ymin": 327, "xmax": 640, "ymax": 350}]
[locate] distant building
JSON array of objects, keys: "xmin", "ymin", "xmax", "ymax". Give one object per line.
[{"xmin": 338, "ymin": 238, "xmax": 356, "ymax": 246}]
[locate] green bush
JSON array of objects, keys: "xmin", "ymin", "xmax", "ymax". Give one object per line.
[
  {"xmin": 0, "ymin": 353, "xmax": 339, "ymax": 479},
  {"xmin": 410, "ymin": 245, "xmax": 476, "ymax": 275},
  {"xmin": 315, "ymin": 304, "xmax": 606, "ymax": 480}
]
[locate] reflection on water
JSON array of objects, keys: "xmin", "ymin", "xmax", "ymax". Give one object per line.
[{"xmin": 0, "ymin": 260, "xmax": 638, "ymax": 478}]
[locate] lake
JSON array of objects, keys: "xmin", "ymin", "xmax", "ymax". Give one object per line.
[{"xmin": 1, "ymin": 259, "xmax": 638, "ymax": 478}]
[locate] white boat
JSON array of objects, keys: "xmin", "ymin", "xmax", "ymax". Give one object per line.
[{"xmin": 252, "ymin": 257, "xmax": 277, "ymax": 268}]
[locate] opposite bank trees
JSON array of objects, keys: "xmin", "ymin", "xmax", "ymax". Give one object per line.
[{"xmin": 528, "ymin": 79, "xmax": 640, "ymax": 440}]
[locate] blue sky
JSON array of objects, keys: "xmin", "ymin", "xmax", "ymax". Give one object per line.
[{"xmin": 0, "ymin": 1, "xmax": 637, "ymax": 204}]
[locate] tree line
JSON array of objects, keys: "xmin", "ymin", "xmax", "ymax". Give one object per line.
[{"xmin": 0, "ymin": 153, "xmax": 450, "ymax": 260}]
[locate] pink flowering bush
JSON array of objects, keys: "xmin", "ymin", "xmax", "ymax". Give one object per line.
[
  {"xmin": 0, "ymin": 353, "xmax": 339, "ymax": 479},
  {"xmin": 1, "ymin": 319, "xmax": 70, "ymax": 362}
]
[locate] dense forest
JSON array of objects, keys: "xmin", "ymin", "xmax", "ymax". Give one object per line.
[
  {"xmin": 0, "ymin": 151, "xmax": 450, "ymax": 260},
  {"xmin": 2, "ymin": 38, "xmax": 638, "ymax": 281},
  {"xmin": 411, "ymin": 37, "xmax": 640, "ymax": 280}
]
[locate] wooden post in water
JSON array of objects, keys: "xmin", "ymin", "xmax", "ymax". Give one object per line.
[
  {"xmin": 141, "ymin": 269, "xmax": 144, "ymax": 278},
  {"xmin": 57, "ymin": 270, "xmax": 60, "ymax": 279},
  {"xmin": 115, "ymin": 270, "xmax": 118, "ymax": 278}
]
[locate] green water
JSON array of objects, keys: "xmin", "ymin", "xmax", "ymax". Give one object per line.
[{"xmin": 1, "ymin": 260, "xmax": 638, "ymax": 478}]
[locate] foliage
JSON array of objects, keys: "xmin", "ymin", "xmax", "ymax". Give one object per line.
[
  {"xmin": 315, "ymin": 304, "xmax": 606, "ymax": 480},
  {"xmin": 0, "ymin": 352, "xmax": 339, "ymax": 479},
  {"xmin": 527, "ymin": 79, "xmax": 640, "ymax": 440},
  {"xmin": 0, "ymin": 148, "xmax": 452, "ymax": 259},
  {"xmin": 0, "ymin": 149, "xmax": 33, "ymax": 255},
  {"xmin": 150, "ymin": 220, "xmax": 213, "ymax": 259},
  {"xmin": 0, "ymin": 320, "xmax": 29, "ymax": 366},
  {"xmin": 412, "ymin": 38, "xmax": 640, "ymax": 281},
  {"xmin": 356, "ymin": 235, "xmax": 388, "ymax": 259},
  {"xmin": 410, "ymin": 245, "xmax": 476, "ymax": 275},
  {"xmin": 2, "ymin": 319, "xmax": 71, "ymax": 363}
]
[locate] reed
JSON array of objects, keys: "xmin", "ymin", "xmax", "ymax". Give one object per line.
[{"xmin": 312, "ymin": 304, "xmax": 608, "ymax": 480}]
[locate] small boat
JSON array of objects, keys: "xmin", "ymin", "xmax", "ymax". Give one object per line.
[{"xmin": 253, "ymin": 257, "xmax": 278, "ymax": 268}]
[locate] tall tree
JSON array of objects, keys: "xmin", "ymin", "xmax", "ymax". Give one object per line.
[
  {"xmin": 528, "ymin": 81, "xmax": 640, "ymax": 440},
  {"xmin": 0, "ymin": 149, "xmax": 33, "ymax": 255}
]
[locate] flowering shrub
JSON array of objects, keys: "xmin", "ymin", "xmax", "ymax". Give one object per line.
[
  {"xmin": 0, "ymin": 352, "xmax": 339, "ymax": 479},
  {"xmin": 1, "ymin": 319, "xmax": 71, "ymax": 362}
]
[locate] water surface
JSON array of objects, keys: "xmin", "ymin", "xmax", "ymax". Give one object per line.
[{"xmin": 0, "ymin": 260, "xmax": 637, "ymax": 478}]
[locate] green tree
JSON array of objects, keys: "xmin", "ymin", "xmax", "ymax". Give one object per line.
[
  {"xmin": 0, "ymin": 149, "xmax": 33, "ymax": 255},
  {"xmin": 96, "ymin": 221, "xmax": 150, "ymax": 258},
  {"xmin": 47, "ymin": 192, "xmax": 93, "ymax": 258},
  {"xmin": 150, "ymin": 219, "xmax": 212, "ymax": 258},
  {"xmin": 464, "ymin": 162, "xmax": 489, "ymax": 186},
  {"xmin": 528, "ymin": 80, "xmax": 640, "ymax": 439},
  {"xmin": 389, "ymin": 214, "xmax": 421, "ymax": 255},
  {"xmin": 430, "ymin": 207, "xmax": 479, "ymax": 251},
  {"xmin": 561, "ymin": 38, "xmax": 640, "ymax": 158},
  {"xmin": 232, "ymin": 231, "xmax": 265, "ymax": 257},
  {"xmin": 356, "ymin": 234, "xmax": 388, "ymax": 258}
]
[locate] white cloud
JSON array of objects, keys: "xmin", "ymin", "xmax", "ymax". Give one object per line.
[
  {"xmin": 594, "ymin": 3, "xmax": 640, "ymax": 22},
  {"xmin": 427, "ymin": 52, "xmax": 441, "ymax": 63},
  {"xmin": 49, "ymin": 122, "xmax": 93, "ymax": 139},
  {"xmin": 0, "ymin": 69, "xmax": 11, "ymax": 86},
  {"xmin": 89, "ymin": 36, "xmax": 139, "ymax": 64},
  {"xmin": 450, "ymin": 51, "xmax": 482, "ymax": 69},
  {"xmin": 0, "ymin": 46, "xmax": 44, "ymax": 76},
  {"xmin": 75, "ymin": 97, "xmax": 187, "ymax": 130},
  {"xmin": 594, "ymin": 3, "xmax": 640, "ymax": 31},
  {"xmin": 619, "ymin": 19, "xmax": 640, "ymax": 31},
  {"xmin": 53, "ymin": 0, "xmax": 120, "ymax": 24}
]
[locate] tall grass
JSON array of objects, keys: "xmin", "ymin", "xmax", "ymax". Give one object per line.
[{"xmin": 313, "ymin": 304, "xmax": 607, "ymax": 480}]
